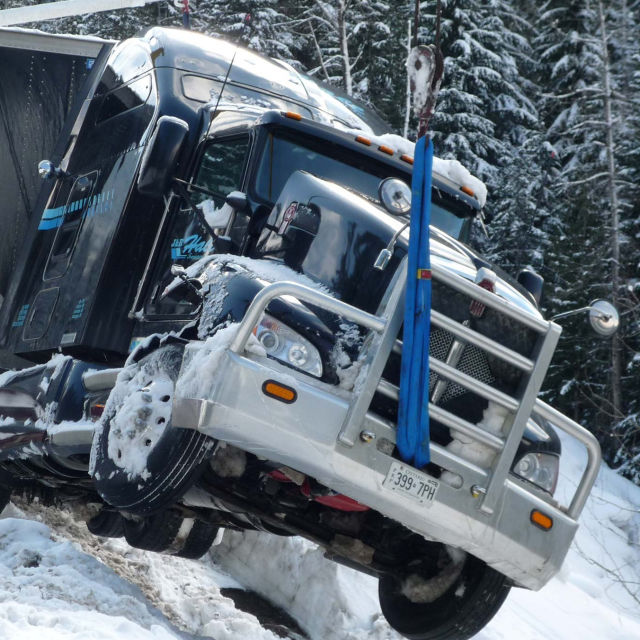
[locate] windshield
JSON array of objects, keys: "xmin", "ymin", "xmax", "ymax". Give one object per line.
[
  {"xmin": 255, "ymin": 133, "xmax": 396, "ymax": 205},
  {"xmin": 254, "ymin": 132, "xmax": 475, "ymax": 241}
]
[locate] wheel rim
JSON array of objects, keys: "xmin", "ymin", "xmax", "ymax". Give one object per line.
[
  {"xmin": 93, "ymin": 344, "xmax": 214, "ymax": 515},
  {"xmin": 107, "ymin": 371, "xmax": 174, "ymax": 479}
]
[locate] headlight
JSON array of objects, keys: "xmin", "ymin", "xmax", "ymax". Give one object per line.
[
  {"xmin": 255, "ymin": 314, "xmax": 323, "ymax": 378},
  {"xmin": 512, "ymin": 452, "xmax": 559, "ymax": 494}
]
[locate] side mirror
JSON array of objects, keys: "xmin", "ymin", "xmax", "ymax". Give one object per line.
[
  {"xmin": 38, "ymin": 160, "xmax": 67, "ymax": 179},
  {"xmin": 137, "ymin": 116, "xmax": 189, "ymax": 198},
  {"xmin": 517, "ymin": 269, "xmax": 544, "ymax": 306},
  {"xmin": 588, "ymin": 299, "xmax": 619, "ymax": 337},
  {"xmin": 551, "ymin": 298, "xmax": 620, "ymax": 337},
  {"xmin": 378, "ymin": 178, "xmax": 411, "ymax": 216}
]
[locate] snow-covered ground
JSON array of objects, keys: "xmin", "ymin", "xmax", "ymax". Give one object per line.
[{"xmin": 0, "ymin": 431, "xmax": 639, "ymax": 640}]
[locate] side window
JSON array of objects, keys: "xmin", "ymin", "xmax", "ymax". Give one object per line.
[
  {"xmin": 72, "ymin": 74, "xmax": 156, "ymax": 165},
  {"xmin": 192, "ymin": 138, "xmax": 250, "ymax": 208},
  {"xmin": 95, "ymin": 76, "xmax": 152, "ymax": 124},
  {"xmin": 144, "ymin": 137, "xmax": 250, "ymax": 317},
  {"xmin": 96, "ymin": 43, "xmax": 152, "ymax": 95}
]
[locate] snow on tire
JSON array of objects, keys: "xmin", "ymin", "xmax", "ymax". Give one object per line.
[{"xmin": 91, "ymin": 343, "xmax": 215, "ymax": 516}]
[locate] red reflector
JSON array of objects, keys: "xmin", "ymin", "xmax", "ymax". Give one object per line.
[
  {"xmin": 417, "ymin": 268, "xmax": 432, "ymax": 280},
  {"xmin": 314, "ymin": 494, "xmax": 370, "ymax": 512},
  {"xmin": 470, "ymin": 268, "xmax": 497, "ymax": 318},
  {"xmin": 90, "ymin": 403, "xmax": 105, "ymax": 420}
]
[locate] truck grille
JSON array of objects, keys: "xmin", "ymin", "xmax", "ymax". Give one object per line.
[{"xmin": 369, "ymin": 278, "xmax": 537, "ymax": 439}]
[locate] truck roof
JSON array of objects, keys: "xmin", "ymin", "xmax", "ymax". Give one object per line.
[
  {"xmin": 207, "ymin": 107, "xmax": 485, "ymax": 212},
  {"xmin": 140, "ymin": 27, "xmax": 390, "ymax": 136}
]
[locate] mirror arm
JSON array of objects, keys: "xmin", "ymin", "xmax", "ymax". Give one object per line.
[
  {"xmin": 170, "ymin": 265, "xmax": 204, "ymax": 300},
  {"xmin": 550, "ymin": 306, "xmax": 596, "ymax": 322},
  {"xmin": 373, "ymin": 221, "xmax": 410, "ymax": 271},
  {"xmin": 551, "ymin": 299, "xmax": 619, "ymax": 337},
  {"xmin": 478, "ymin": 210, "xmax": 489, "ymax": 238}
]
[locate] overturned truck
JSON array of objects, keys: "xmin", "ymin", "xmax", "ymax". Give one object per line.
[{"xmin": 0, "ymin": 27, "xmax": 610, "ymax": 640}]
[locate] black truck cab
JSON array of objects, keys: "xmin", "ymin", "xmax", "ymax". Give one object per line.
[{"xmin": 0, "ymin": 27, "xmax": 480, "ymax": 366}]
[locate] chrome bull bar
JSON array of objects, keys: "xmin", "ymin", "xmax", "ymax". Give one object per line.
[{"xmin": 229, "ymin": 257, "xmax": 601, "ymax": 523}]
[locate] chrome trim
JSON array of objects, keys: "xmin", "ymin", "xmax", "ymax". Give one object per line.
[{"xmin": 229, "ymin": 281, "xmax": 387, "ymax": 355}]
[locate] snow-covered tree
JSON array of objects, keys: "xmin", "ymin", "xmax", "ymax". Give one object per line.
[
  {"xmin": 420, "ymin": 0, "xmax": 537, "ymax": 190},
  {"xmin": 299, "ymin": 0, "xmax": 391, "ymax": 99},
  {"xmin": 535, "ymin": 0, "xmax": 640, "ymax": 469}
]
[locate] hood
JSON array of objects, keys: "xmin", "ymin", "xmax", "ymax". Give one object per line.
[{"xmin": 424, "ymin": 228, "xmax": 542, "ymax": 320}]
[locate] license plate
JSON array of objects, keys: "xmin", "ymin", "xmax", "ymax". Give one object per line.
[{"xmin": 383, "ymin": 460, "xmax": 439, "ymax": 506}]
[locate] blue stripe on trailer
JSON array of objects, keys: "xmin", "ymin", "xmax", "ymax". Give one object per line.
[{"xmin": 397, "ymin": 136, "xmax": 433, "ymax": 468}]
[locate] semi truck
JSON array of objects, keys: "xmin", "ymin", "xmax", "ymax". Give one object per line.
[{"xmin": 0, "ymin": 26, "xmax": 614, "ymax": 640}]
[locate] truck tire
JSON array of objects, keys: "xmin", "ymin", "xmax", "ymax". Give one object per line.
[
  {"xmin": 123, "ymin": 511, "xmax": 220, "ymax": 558},
  {"xmin": 86, "ymin": 509, "xmax": 125, "ymax": 538},
  {"xmin": 0, "ymin": 468, "xmax": 13, "ymax": 513},
  {"xmin": 378, "ymin": 550, "xmax": 510, "ymax": 640},
  {"xmin": 92, "ymin": 344, "xmax": 214, "ymax": 516}
]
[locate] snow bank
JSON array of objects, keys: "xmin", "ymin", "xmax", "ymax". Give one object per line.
[
  {"xmin": 212, "ymin": 531, "xmax": 399, "ymax": 640},
  {"xmin": 0, "ymin": 513, "xmax": 179, "ymax": 640}
]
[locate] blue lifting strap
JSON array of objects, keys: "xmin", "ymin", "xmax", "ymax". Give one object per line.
[{"xmin": 397, "ymin": 135, "xmax": 433, "ymax": 468}]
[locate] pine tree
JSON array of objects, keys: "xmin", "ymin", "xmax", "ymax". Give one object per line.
[
  {"xmin": 535, "ymin": 0, "xmax": 640, "ymax": 469},
  {"xmin": 299, "ymin": 0, "xmax": 391, "ymax": 100},
  {"xmin": 419, "ymin": 0, "xmax": 537, "ymax": 192}
]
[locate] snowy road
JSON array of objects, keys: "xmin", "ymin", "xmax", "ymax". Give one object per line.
[{"xmin": 1, "ymin": 432, "xmax": 639, "ymax": 640}]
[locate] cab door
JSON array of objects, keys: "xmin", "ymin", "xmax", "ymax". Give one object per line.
[{"xmin": 141, "ymin": 135, "xmax": 251, "ymax": 320}]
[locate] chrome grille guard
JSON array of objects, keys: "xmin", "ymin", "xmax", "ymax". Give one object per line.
[{"xmin": 229, "ymin": 257, "xmax": 601, "ymax": 523}]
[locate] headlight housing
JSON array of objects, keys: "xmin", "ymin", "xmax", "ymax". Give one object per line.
[
  {"xmin": 512, "ymin": 452, "xmax": 559, "ymax": 494},
  {"xmin": 255, "ymin": 314, "xmax": 323, "ymax": 378}
]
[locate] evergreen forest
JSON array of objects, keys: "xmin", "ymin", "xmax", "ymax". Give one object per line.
[{"xmin": 7, "ymin": 0, "xmax": 640, "ymax": 485}]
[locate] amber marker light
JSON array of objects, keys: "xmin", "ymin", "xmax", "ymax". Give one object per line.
[
  {"xmin": 284, "ymin": 111, "xmax": 302, "ymax": 120},
  {"xmin": 378, "ymin": 145, "xmax": 394, "ymax": 155},
  {"xmin": 400, "ymin": 154, "xmax": 414, "ymax": 165},
  {"xmin": 262, "ymin": 380, "xmax": 297, "ymax": 404},
  {"xmin": 530, "ymin": 509, "xmax": 553, "ymax": 531},
  {"xmin": 355, "ymin": 135, "xmax": 372, "ymax": 146},
  {"xmin": 460, "ymin": 185, "xmax": 475, "ymax": 197}
]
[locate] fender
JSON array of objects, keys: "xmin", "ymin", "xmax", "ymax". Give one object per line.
[{"xmin": 197, "ymin": 261, "xmax": 340, "ymax": 385}]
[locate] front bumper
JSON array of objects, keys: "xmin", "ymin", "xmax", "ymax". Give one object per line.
[{"xmin": 174, "ymin": 347, "xmax": 574, "ymax": 591}]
